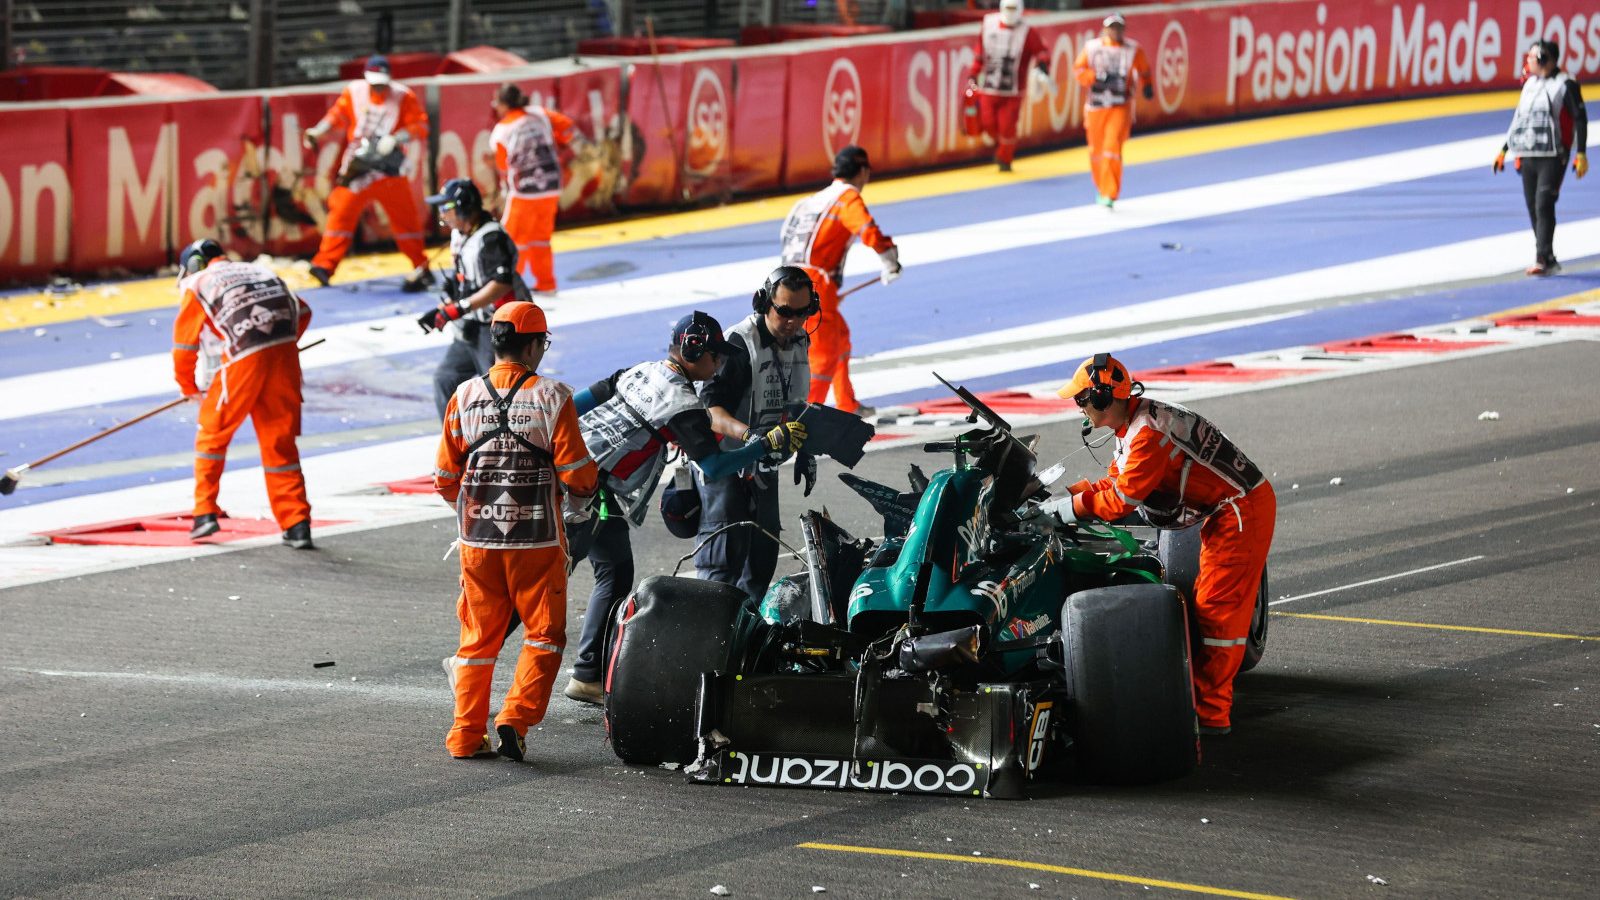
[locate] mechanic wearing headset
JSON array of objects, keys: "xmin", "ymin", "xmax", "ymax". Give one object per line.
[
  {"xmin": 559, "ymin": 311, "xmax": 791, "ymax": 705},
  {"xmin": 694, "ymin": 267, "xmax": 816, "ymax": 600},
  {"xmin": 1029, "ymin": 354, "xmax": 1276, "ymax": 736},
  {"xmin": 419, "ymin": 178, "xmax": 532, "ymax": 419}
]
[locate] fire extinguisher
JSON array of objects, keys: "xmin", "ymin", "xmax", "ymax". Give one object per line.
[{"xmin": 962, "ymin": 82, "xmax": 981, "ymax": 138}]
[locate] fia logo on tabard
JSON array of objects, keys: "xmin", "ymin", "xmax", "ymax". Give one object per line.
[
  {"xmin": 823, "ymin": 57, "xmax": 863, "ymax": 158},
  {"xmin": 685, "ymin": 67, "xmax": 729, "ymax": 177},
  {"xmin": 1156, "ymin": 20, "xmax": 1189, "ymax": 114}
]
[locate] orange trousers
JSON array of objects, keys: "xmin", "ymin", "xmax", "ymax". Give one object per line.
[
  {"xmin": 194, "ymin": 344, "xmax": 310, "ymax": 530},
  {"xmin": 445, "ymin": 543, "xmax": 568, "ymax": 757},
  {"xmin": 1191, "ymin": 483, "xmax": 1277, "ymax": 729},
  {"xmin": 1084, "ymin": 105, "xmax": 1133, "ymax": 201},
  {"xmin": 977, "ymin": 93, "xmax": 1022, "ymax": 165},
  {"xmin": 805, "ymin": 276, "xmax": 859, "ymax": 412},
  {"xmin": 311, "ymin": 175, "xmax": 428, "ymax": 275},
  {"xmin": 502, "ymin": 195, "xmax": 559, "ymax": 292}
]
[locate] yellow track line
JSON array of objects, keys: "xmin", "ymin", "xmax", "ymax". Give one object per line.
[
  {"xmin": 1490, "ymin": 287, "xmax": 1600, "ymax": 318},
  {"xmin": 797, "ymin": 842, "xmax": 1296, "ymax": 900},
  {"xmin": 1274, "ymin": 612, "xmax": 1598, "ymax": 641},
  {"xmin": 1, "ymin": 90, "xmax": 1516, "ymax": 332}
]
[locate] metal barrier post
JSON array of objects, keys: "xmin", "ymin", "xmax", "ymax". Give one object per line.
[
  {"xmin": 447, "ymin": 0, "xmax": 467, "ymax": 53},
  {"xmin": 248, "ymin": 0, "xmax": 277, "ymax": 88}
]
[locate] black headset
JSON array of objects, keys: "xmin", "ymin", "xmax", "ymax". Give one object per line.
[
  {"xmin": 1082, "ymin": 353, "xmax": 1145, "ymax": 410},
  {"xmin": 752, "ymin": 265, "xmax": 820, "ymax": 315},
  {"xmin": 675, "ymin": 311, "xmax": 718, "ymax": 362}
]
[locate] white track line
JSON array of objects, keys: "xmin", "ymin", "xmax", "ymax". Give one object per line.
[
  {"xmin": 1270, "ymin": 555, "xmax": 1487, "ymax": 606},
  {"xmin": 0, "ymin": 135, "xmax": 1500, "ymax": 423}
]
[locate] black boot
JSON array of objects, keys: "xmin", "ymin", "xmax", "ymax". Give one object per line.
[
  {"xmin": 189, "ymin": 513, "xmax": 220, "ymax": 541},
  {"xmin": 400, "ymin": 267, "xmax": 435, "ymax": 293},
  {"xmin": 309, "ymin": 265, "xmax": 331, "ymax": 287},
  {"xmin": 282, "ymin": 520, "xmax": 314, "ymax": 550}
]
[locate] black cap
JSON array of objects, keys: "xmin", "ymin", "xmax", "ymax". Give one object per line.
[
  {"xmin": 659, "ymin": 480, "xmax": 702, "ymax": 539},
  {"xmin": 671, "ymin": 310, "xmax": 736, "ymax": 360},
  {"xmin": 425, "ymin": 177, "xmax": 482, "ymax": 211},
  {"xmin": 832, "ymin": 145, "xmax": 870, "ymax": 179}
]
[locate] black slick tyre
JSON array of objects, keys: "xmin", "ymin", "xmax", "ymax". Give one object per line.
[
  {"xmin": 1062, "ymin": 584, "xmax": 1198, "ymax": 783},
  {"xmin": 603, "ymin": 576, "xmax": 751, "ymax": 765}
]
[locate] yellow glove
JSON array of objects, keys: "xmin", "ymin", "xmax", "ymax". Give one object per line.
[
  {"xmin": 1575, "ymin": 152, "xmax": 1589, "ymax": 178},
  {"xmin": 1492, "ymin": 151, "xmax": 1506, "ymax": 174}
]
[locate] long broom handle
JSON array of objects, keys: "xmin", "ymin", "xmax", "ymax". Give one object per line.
[
  {"xmin": 837, "ymin": 276, "xmax": 882, "ymax": 302},
  {"xmin": 8, "ymin": 338, "xmax": 327, "ymax": 476}
]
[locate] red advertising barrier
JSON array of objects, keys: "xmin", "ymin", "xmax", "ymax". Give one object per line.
[
  {"xmin": 730, "ymin": 54, "xmax": 790, "ymax": 193},
  {"xmin": 170, "ymin": 95, "xmax": 267, "ymax": 260},
  {"xmin": 624, "ymin": 59, "xmax": 739, "ymax": 205},
  {"xmin": 12, "ymin": 0, "xmax": 1600, "ymax": 282},
  {"xmin": 0, "ymin": 106, "xmax": 71, "ymax": 279},
  {"xmin": 68, "ymin": 100, "xmax": 176, "ymax": 272},
  {"xmin": 556, "ymin": 65, "xmax": 628, "ymax": 218},
  {"xmin": 784, "ymin": 45, "xmax": 892, "ymax": 185}
]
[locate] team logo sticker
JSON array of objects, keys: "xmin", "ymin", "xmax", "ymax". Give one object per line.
[
  {"xmin": 822, "ymin": 57, "xmax": 863, "ymax": 158},
  {"xmin": 1155, "ymin": 20, "xmax": 1189, "ymax": 114},
  {"xmin": 684, "ymin": 67, "xmax": 729, "ymax": 177}
]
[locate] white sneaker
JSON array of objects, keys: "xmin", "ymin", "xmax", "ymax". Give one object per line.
[{"xmin": 563, "ymin": 677, "xmax": 603, "ymax": 705}]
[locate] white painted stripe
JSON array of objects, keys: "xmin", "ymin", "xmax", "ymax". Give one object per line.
[
  {"xmin": 0, "ymin": 135, "xmax": 1501, "ymax": 423},
  {"xmin": 1269, "ymin": 556, "xmax": 1487, "ymax": 606},
  {"xmin": 851, "ymin": 216, "xmax": 1600, "ymax": 399}
]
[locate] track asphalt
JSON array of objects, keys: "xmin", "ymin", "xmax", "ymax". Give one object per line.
[{"xmin": 3, "ymin": 344, "xmax": 1596, "ymax": 898}]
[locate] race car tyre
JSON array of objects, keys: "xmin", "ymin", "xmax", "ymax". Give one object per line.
[
  {"xmin": 1239, "ymin": 568, "xmax": 1269, "ymax": 673},
  {"xmin": 1158, "ymin": 524, "xmax": 1269, "ymax": 674},
  {"xmin": 1155, "ymin": 524, "xmax": 1201, "ymax": 601},
  {"xmin": 604, "ymin": 576, "xmax": 753, "ymax": 765},
  {"xmin": 1062, "ymin": 583, "xmax": 1198, "ymax": 783}
]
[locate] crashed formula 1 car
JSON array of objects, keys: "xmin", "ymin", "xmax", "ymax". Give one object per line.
[{"xmin": 603, "ymin": 378, "xmax": 1268, "ymax": 798}]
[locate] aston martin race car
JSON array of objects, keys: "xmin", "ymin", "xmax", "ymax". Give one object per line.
[{"xmin": 602, "ymin": 377, "xmax": 1268, "ymax": 798}]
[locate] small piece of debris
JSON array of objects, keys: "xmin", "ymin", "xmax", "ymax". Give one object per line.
[
  {"xmin": 108, "ymin": 352, "xmax": 123, "ymax": 360},
  {"xmin": 313, "ymin": 661, "xmax": 336, "ymax": 669},
  {"xmin": 93, "ymin": 314, "xmax": 127, "ymax": 326},
  {"xmin": 1291, "ymin": 483, "xmax": 1299, "ymax": 490},
  {"xmin": 1329, "ymin": 477, "xmax": 1344, "ymax": 486},
  {"xmin": 812, "ymin": 888, "xmax": 826, "ymax": 894},
  {"xmin": 1567, "ymin": 487, "xmax": 1576, "ymax": 494},
  {"xmin": 33, "ymin": 328, "xmax": 47, "ymax": 337},
  {"xmin": 1366, "ymin": 875, "xmax": 1388, "ymax": 886},
  {"xmin": 659, "ymin": 762, "xmax": 681, "ymax": 771},
  {"xmin": 80, "ymin": 712, "xmax": 87, "ymax": 717},
  {"xmin": 226, "ymin": 595, "xmax": 241, "ymax": 601},
  {"xmin": 972, "ymin": 851, "xmax": 983, "ymax": 857},
  {"xmin": 1161, "ymin": 241, "xmax": 1183, "ymax": 250},
  {"xmin": 1201, "ymin": 818, "xmax": 1210, "ymax": 824},
  {"xmin": 709, "ymin": 887, "xmax": 731, "ymax": 897},
  {"xmin": 1029, "ymin": 885, "xmax": 1041, "ymax": 891},
  {"xmin": 1477, "ymin": 410, "xmax": 1501, "ymax": 421}
]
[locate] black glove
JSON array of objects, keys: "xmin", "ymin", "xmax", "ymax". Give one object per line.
[
  {"xmin": 418, "ymin": 301, "xmax": 465, "ymax": 333},
  {"xmin": 793, "ymin": 452, "xmax": 817, "ymax": 497},
  {"xmin": 1142, "ymin": 82, "xmax": 1154, "ymax": 100}
]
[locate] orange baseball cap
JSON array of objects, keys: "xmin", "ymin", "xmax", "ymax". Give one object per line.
[
  {"xmin": 1057, "ymin": 354, "xmax": 1133, "ymax": 401},
  {"xmin": 491, "ymin": 301, "xmax": 549, "ymax": 334}
]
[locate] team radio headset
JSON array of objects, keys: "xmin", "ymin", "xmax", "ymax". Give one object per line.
[
  {"xmin": 746, "ymin": 266, "xmax": 820, "ymax": 424},
  {"xmin": 1078, "ymin": 353, "xmax": 1144, "ymax": 462}
]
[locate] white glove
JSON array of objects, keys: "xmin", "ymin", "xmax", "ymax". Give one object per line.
[
  {"xmin": 376, "ymin": 134, "xmax": 398, "ymax": 156},
  {"xmin": 878, "ymin": 247, "xmax": 902, "ymax": 285},
  {"xmin": 1034, "ymin": 495, "xmax": 1078, "ymax": 525},
  {"xmin": 301, "ymin": 122, "xmax": 328, "ymax": 149},
  {"xmin": 1029, "ymin": 65, "xmax": 1055, "ymax": 99}
]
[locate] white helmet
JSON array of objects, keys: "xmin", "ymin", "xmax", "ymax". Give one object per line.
[{"xmin": 1000, "ymin": 0, "xmax": 1024, "ymax": 28}]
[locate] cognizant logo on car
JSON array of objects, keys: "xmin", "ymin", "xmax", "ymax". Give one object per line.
[{"xmin": 720, "ymin": 752, "xmax": 984, "ymax": 795}]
